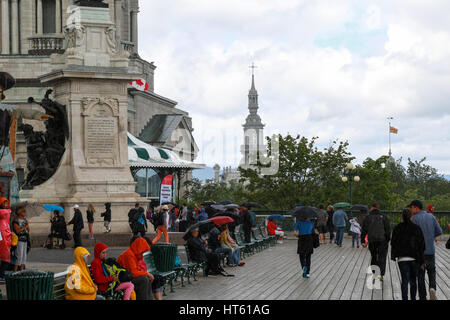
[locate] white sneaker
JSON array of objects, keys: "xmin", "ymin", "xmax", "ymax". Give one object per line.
[{"xmin": 430, "ymin": 288, "xmax": 437, "ymax": 300}]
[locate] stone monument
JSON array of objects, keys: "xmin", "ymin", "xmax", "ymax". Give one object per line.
[{"xmin": 19, "ymin": 1, "xmax": 146, "ymax": 234}]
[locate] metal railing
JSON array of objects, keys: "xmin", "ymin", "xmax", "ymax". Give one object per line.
[
  {"xmin": 253, "ymin": 210, "xmax": 450, "ymax": 234},
  {"xmin": 28, "ymin": 34, "xmax": 65, "ymax": 55}
]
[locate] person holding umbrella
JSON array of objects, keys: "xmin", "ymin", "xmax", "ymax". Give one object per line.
[{"xmin": 294, "ymin": 216, "xmax": 315, "ymax": 279}]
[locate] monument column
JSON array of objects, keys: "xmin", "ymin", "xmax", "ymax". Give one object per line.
[
  {"xmin": 55, "ymin": 0, "xmax": 61, "ymax": 33},
  {"xmin": 10, "ymin": 0, "xmax": 19, "ymax": 54},
  {"xmin": 1, "ymin": 0, "xmax": 10, "ymax": 54},
  {"xmin": 114, "ymin": 0, "xmax": 122, "ymax": 49},
  {"xmin": 37, "ymin": 0, "xmax": 43, "ymax": 34},
  {"xmin": 130, "ymin": 9, "xmax": 138, "ymax": 54}
]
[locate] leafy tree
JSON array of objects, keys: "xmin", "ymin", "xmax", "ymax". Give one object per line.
[{"xmin": 239, "ymin": 134, "xmax": 353, "ymax": 209}]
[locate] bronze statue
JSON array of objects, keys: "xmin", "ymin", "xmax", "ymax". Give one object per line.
[{"xmin": 20, "ymin": 91, "xmax": 69, "ymax": 189}]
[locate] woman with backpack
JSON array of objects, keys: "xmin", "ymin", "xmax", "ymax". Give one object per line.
[
  {"xmin": 151, "ymin": 205, "xmax": 169, "ymax": 244},
  {"xmin": 132, "ymin": 207, "xmax": 148, "ymax": 237}
]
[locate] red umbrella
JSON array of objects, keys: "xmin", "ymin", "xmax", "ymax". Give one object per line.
[{"xmin": 208, "ymin": 216, "xmax": 234, "ymax": 226}]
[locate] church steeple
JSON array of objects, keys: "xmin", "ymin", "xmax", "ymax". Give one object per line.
[
  {"xmin": 248, "ymin": 63, "xmax": 259, "ymax": 115},
  {"xmin": 241, "ymin": 63, "xmax": 265, "ymax": 168},
  {"xmin": 244, "ymin": 63, "xmax": 264, "ymax": 129}
]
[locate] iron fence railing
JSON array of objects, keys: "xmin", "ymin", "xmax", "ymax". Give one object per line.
[{"xmin": 253, "ymin": 210, "xmax": 450, "ymax": 234}]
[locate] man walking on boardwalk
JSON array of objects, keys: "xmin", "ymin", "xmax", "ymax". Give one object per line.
[
  {"xmin": 361, "ymin": 202, "xmax": 391, "ymax": 281},
  {"xmin": 409, "ymin": 200, "xmax": 442, "ymax": 300}
]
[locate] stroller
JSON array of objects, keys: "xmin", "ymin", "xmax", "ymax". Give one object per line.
[{"xmin": 44, "ymin": 214, "xmax": 68, "ymax": 249}]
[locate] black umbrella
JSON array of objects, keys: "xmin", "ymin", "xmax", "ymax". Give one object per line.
[
  {"xmin": 219, "ymin": 200, "xmax": 233, "ymax": 205},
  {"xmin": 0, "ymin": 72, "xmax": 16, "ymax": 91},
  {"xmin": 182, "ymin": 220, "xmax": 215, "ymax": 241},
  {"xmin": 289, "ymin": 206, "xmax": 321, "ymax": 220},
  {"xmin": 224, "ymin": 203, "xmax": 240, "ymax": 209},
  {"xmin": 211, "ymin": 204, "xmax": 226, "ymax": 212},
  {"xmin": 241, "ymin": 202, "xmax": 262, "ymax": 208},
  {"xmin": 201, "ymin": 201, "xmax": 216, "ymax": 206},
  {"xmin": 350, "ymin": 204, "xmax": 369, "ymax": 212}
]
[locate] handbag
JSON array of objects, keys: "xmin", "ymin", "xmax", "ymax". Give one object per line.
[
  {"xmin": 446, "ymin": 237, "xmax": 450, "ymax": 250},
  {"xmin": 64, "ymin": 231, "xmax": 72, "ymax": 241},
  {"xmin": 312, "ymin": 232, "xmax": 320, "ymax": 249}
]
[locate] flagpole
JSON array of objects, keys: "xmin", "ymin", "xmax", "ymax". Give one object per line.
[{"xmin": 387, "ymin": 117, "xmax": 393, "ymax": 157}]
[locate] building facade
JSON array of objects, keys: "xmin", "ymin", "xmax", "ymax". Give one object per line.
[{"xmin": 0, "ymin": 0, "xmax": 199, "ymax": 200}]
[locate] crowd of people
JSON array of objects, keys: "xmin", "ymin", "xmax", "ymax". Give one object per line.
[
  {"xmin": 1, "ymin": 196, "xmax": 449, "ymax": 301},
  {"xmin": 295, "ymin": 200, "xmax": 449, "ymax": 300}
]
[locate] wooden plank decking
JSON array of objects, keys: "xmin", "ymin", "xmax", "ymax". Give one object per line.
[{"xmin": 170, "ymin": 238, "xmax": 450, "ymax": 300}]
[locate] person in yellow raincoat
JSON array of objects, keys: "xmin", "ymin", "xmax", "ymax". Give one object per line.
[{"xmin": 64, "ymin": 246, "xmax": 105, "ymax": 300}]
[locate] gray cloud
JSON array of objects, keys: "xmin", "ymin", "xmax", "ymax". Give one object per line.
[{"xmin": 138, "ymin": 0, "xmax": 450, "ymax": 173}]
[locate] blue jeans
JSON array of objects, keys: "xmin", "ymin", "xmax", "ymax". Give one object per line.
[
  {"xmin": 418, "ymin": 254, "xmax": 436, "ymax": 300},
  {"xmin": 335, "ymin": 227, "xmax": 345, "ymax": 246},
  {"xmin": 351, "ymin": 232, "xmax": 360, "ymax": 247},
  {"xmin": 232, "ymin": 248, "xmax": 241, "ymax": 265},
  {"xmin": 398, "ymin": 261, "xmax": 419, "ymax": 300}
]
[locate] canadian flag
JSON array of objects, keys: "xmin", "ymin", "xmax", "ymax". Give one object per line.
[{"xmin": 129, "ymin": 78, "xmax": 150, "ymax": 92}]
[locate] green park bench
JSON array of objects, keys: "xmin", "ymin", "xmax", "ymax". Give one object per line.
[
  {"xmin": 233, "ymin": 232, "xmax": 255, "ymax": 256},
  {"xmin": 143, "ymin": 251, "xmax": 176, "ymax": 296},
  {"xmin": 184, "ymin": 244, "xmax": 207, "ymax": 277},
  {"xmin": 253, "ymin": 226, "xmax": 270, "ymax": 249}
]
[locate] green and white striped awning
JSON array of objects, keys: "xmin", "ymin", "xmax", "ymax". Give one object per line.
[{"xmin": 128, "ymin": 132, "xmax": 205, "ymax": 169}]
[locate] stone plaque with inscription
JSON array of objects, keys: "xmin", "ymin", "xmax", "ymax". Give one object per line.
[
  {"xmin": 86, "ymin": 117, "xmax": 116, "ymax": 158},
  {"xmin": 82, "ymin": 97, "xmax": 120, "ymax": 165}
]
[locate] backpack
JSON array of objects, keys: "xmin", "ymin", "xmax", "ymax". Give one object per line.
[
  {"xmin": 367, "ymin": 214, "xmax": 387, "ymax": 242},
  {"xmin": 103, "ymin": 258, "xmax": 131, "ymax": 291},
  {"xmin": 152, "ymin": 211, "xmax": 164, "ymax": 227}
]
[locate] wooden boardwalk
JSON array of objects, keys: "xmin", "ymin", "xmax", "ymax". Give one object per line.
[{"xmin": 170, "ymin": 238, "xmax": 450, "ymax": 300}]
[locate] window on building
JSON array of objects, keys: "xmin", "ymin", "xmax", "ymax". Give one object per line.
[{"xmin": 43, "ymin": 0, "xmax": 56, "ymax": 34}]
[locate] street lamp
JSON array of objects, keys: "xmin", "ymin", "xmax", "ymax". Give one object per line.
[{"xmin": 342, "ymin": 162, "xmax": 360, "ymax": 205}]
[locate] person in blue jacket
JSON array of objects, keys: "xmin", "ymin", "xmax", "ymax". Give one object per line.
[
  {"xmin": 333, "ymin": 208, "xmax": 348, "ymax": 247},
  {"xmin": 294, "ymin": 217, "xmax": 315, "ymax": 278}
]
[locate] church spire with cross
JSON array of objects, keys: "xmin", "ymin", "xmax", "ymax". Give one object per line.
[{"xmin": 241, "ymin": 62, "xmax": 265, "ymax": 168}]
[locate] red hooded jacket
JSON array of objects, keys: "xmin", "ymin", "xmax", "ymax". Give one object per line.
[
  {"xmin": 90, "ymin": 243, "xmax": 114, "ymax": 292},
  {"xmin": 267, "ymin": 220, "xmax": 277, "ymax": 236},
  {"xmin": 117, "ymin": 238, "xmax": 150, "ymax": 278}
]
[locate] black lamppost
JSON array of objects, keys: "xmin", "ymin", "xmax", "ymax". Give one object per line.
[{"xmin": 341, "ymin": 163, "xmax": 360, "ymax": 205}]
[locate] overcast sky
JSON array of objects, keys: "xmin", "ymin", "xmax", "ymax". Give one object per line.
[{"xmin": 138, "ymin": 0, "xmax": 450, "ymax": 174}]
